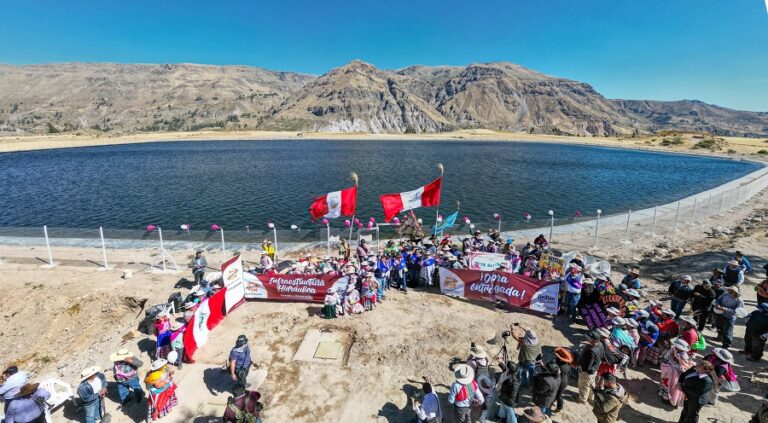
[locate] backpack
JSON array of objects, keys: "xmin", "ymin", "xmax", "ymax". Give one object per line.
[
  {"xmin": 226, "ymin": 393, "xmax": 260, "ymax": 423},
  {"xmin": 603, "ymin": 340, "xmax": 628, "ymax": 366}
]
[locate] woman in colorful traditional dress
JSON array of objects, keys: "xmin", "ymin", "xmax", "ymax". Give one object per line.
[
  {"xmin": 153, "ymin": 309, "xmax": 172, "ymax": 360},
  {"xmin": 659, "ymin": 338, "xmax": 695, "ymax": 408},
  {"xmin": 144, "ymin": 359, "xmax": 178, "ymax": 422}
]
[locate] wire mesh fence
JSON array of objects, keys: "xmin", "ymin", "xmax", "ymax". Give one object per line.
[{"xmin": 1, "ymin": 166, "xmax": 767, "ymax": 270}]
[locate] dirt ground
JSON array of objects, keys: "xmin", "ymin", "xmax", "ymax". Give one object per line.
[{"xmin": 2, "ymin": 190, "xmax": 768, "ymax": 423}]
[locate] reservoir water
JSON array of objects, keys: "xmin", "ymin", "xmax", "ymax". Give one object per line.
[{"xmin": 0, "ymin": 140, "xmax": 761, "ymax": 230}]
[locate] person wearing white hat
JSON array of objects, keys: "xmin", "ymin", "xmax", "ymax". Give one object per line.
[
  {"xmin": 621, "ymin": 267, "xmax": 643, "ymax": 290},
  {"xmin": 144, "ymin": 358, "xmax": 178, "ymax": 420},
  {"xmin": 111, "ymin": 348, "xmax": 145, "ymax": 405},
  {"xmin": 466, "ymin": 344, "xmax": 490, "ymax": 382},
  {"xmin": 513, "ymin": 327, "xmax": 542, "ymax": 388},
  {"xmin": 657, "ymin": 309, "xmax": 680, "ymax": 344},
  {"xmin": 722, "ymin": 259, "xmax": 744, "ymax": 287},
  {"xmin": 704, "ymin": 348, "xmax": 740, "ymax": 394},
  {"xmin": 563, "ymin": 263, "xmax": 585, "ymax": 323},
  {"xmin": 679, "ymin": 316, "xmax": 699, "ymax": 355},
  {"xmin": 169, "ymin": 321, "xmax": 186, "ymax": 369},
  {"xmin": 634, "ymin": 311, "xmax": 659, "ymax": 366},
  {"xmin": 669, "ymin": 275, "xmax": 694, "ymax": 319},
  {"xmin": 659, "ymin": 338, "xmax": 694, "ymax": 407},
  {"xmin": 448, "ymin": 363, "xmax": 484, "ymax": 423},
  {"xmin": 77, "ymin": 366, "xmax": 107, "ymax": 423},
  {"xmin": 713, "ymin": 285, "xmax": 744, "ymax": 349}
]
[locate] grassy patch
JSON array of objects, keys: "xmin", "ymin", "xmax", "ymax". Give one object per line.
[
  {"xmin": 66, "ymin": 303, "xmax": 81, "ymax": 315},
  {"xmin": 757, "ymin": 150, "xmax": 768, "ymax": 155}
]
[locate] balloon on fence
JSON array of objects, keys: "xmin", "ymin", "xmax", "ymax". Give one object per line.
[
  {"xmin": 392, "ymin": 217, "xmax": 400, "ymax": 225},
  {"xmin": 321, "ymin": 218, "xmax": 329, "ymax": 225},
  {"xmin": 146, "ymin": 224, "xmax": 156, "ymax": 232},
  {"xmin": 210, "ymin": 224, "xmax": 221, "ymax": 231}
]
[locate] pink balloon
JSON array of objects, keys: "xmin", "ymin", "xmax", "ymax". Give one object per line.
[
  {"xmin": 392, "ymin": 217, "xmax": 400, "ymax": 225},
  {"xmin": 210, "ymin": 224, "xmax": 221, "ymax": 231},
  {"xmin": 357, "ymin": 222, "xmax": 363, "ymax": 228},
  {"xmin": 369, "ymin": 217, "xmax": 375, "ymax": 222},
  {"xmin": 344, "ymin": 220, "xmax": 351, "ymax": 227},
  {"xmin": 367, "ymin": 222, "xmax": 374, "ymax": 228},
  {"xmin": 146, "ymin": 225, "xmax": 156, "ymax": 232},
  {"xmin": 321, "ymin": 218, "xmax": 329, "ymax": 225},
  {"xmin": 354, "ymin": 218, "xmax": 361, "ymax": 225}
]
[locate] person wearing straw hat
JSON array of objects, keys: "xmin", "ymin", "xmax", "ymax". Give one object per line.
[
  {"xmin": 169, "ymin": 321, "xmax": 185, "ymax": 369},
  {"xmin": 521, "ymin": 406, "xmax": 552, "ymax": 423},
  {"xmin": 744, "ymin": 302, "xmax": 768, "ymax": 362},
  {"xmin": 552, "ymin": 348, "xmax": 573, "ymax": 414},
  {"xmin": 592, "ymin": 373, "xmax": 628, "ymax": 423},
  {"xmin": 714, "ymin": 285, "xmax": 744, "ymax": 349},
  {"xmin": 563, "ymin": 263, "xmax": 584, "ymax": 323},
  {"xmin": 576, "ymin": 330, "xmax": 604, "ymax": 404},
  {"xmin": 111, "ymin": 348, "xmax": 145, "ymax": 405},
  {"xmin": 704, "ymin": 347, "xmax": 739, "ymax": 397},
  {"xmin": 3, "ymin": 382, "xmax": 51, "ymax": 423},
  {"xmin": 660, "ymin": 338, "xmax": 695, "ymax": 407},
  {"xmin": 691, "ymin": 279, "xmax": 717, "ymax": 332},
  {"xmin": 621, "ymin": 267, "xmax": 642, "ymax": 290},
  {"xmin": 679, "ymin": 316, "xmax": 699, "ymax": 354},
  {"xmin": 658, "ymin": 309, "xmax": 681, "ymax": 343},
  {"xmin": 448, "ymin": 363, "xmax": 484, "ymax": 423},
  {"xmin": 722, "ymin": 259, "xmax": 744, "ymax": 287},
  {"xmin": 144, "ymin": 359, "xmax": 178, "ymax": 421},
  {"xmin": 466, "ymin": 344, "xmax": 490, "ymax": 382},
  {"xmin": 77, "ymin": 366, "xmax": 107, "ymax": 423}
]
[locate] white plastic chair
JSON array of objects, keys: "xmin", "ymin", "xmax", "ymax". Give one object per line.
[{"xmin": 39, "ymin": 377, "xmax": 74, "ymax": 420}]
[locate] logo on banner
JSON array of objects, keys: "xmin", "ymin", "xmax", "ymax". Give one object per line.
[
  {"xmin": 530, "ymin": 285, "xmax": 560, "ymax": 315},
  {"xmin": 469, "ymin": 252, "xmax": 511, "ymax": 271}
]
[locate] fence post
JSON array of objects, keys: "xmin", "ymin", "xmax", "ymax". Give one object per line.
[
  {"xmin": 325, "ymin": 223, "xmax": 331, "ymax": 259},
  {"xmin": 651, "ymin": 206, "xmax": 658, "ymax": 236},
  {"xmin": 43, "ymin": 225, "xmax": 55, "ymax": 267},
  {"xmin": 706, "ymin": 194, "xmax": 712, "ymax": 218},
  {"xmin": 220, "ymin": 228, "xmax": 226, "ymax": 254},
  {"xmin": 623, "ymin": 210, "xmax": 632, "ymax": 243},
  {"xmin": 272, "ymin": 226, "xmax": 279, "ymax": 268},
  {"xmin": 548, "ymin": 210, "xmax": 554, "ymax": 245},
  {"xmin": 691, "ymin": 198, "xmax": 698, "ymax": 224},
  {"xmin": 718, "ymin": 192, "xmax": 725, "ymax": 214},
  {"xmin": 673, "ymin": 202, "xmax": 681, "ymax": 230},
  {"xmin": 593, "ymin": 209, "xmax": 602, "ymax": 248},
  {"xmin": 158, "ymin": 227, "xmax": 167, "ymax": 272},
  {"xmin": 99, "ymin": 227, "xmax": 110, "ymax": 270}
]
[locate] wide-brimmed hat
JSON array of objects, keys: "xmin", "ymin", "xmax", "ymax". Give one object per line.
[
  {"xmin": 554, "ymin": 347, "xmax": 573, "ymax": 364},
  {"xmin": 625, "ymin": 289, "xmax": 640, "ymax": 298},
  {"xmin": 672, "ymin": 338, "xmax": 690, "ymax": 352},
  {"xmin": 569, "ymin": 263, "xmax": 582, "ymax": 272},
  {"xmin": 597, "ymin": 327, "xmax": 611, "ymax": 338},
  {"xmin": 727, "ymin": 260, "xmax": 739, "ymax": 267},
  {"xmin": 469, "ymin": 345, "xmax": 488, "ymax": 359},
  {"xmin": 662, "ymin": 308, "xmax": 676, "ymax": 316},
  {"xmin": 727, "ymin": 286, "xmax": 741, "ymax": 296},
  {"xmin": 574, "ymin": 253, "xmax": 584, "ymax": 260},
  {"xmin": 523, "ymin": 406, "xmax": 548, "ymax": 422},
  {"xmin": 110, "ymin": 348, "xmax": 133, "ymax": 362},
  {"xmin": 681, "ymin": 275, "xmax": 692, "ymax": 282},
  {"xmin": 713, "ymin": 347, "xmax": 734, "ymax": 364},
  {"xmin": 712, "ymin": 268, "xmax": 724, "ymax": 274},
  {"xmin": 523, "ymin": 329, "xmax": 539, "ymax": 347},
  {"xmin": 626, "ymin": 318, "xmax": 639, "ymax": 328},
  {"xmin": 448, "ymin": 255, "xmax": 458, "ymax": 261},
  {"xmin": 454, "ymin": 363, "xmax": 475, "ymax": 384},
  {"xmin": 680, "ymin": 316, "xmax": 697, "ymax": 327},
  {"xmin": 637, "ymin": 310, "xmax": 650, "ymax": 319},
  {"xmin": 612, "ymin": 317, "xmax": 626, "ymax": 326},
  {"xmin": 629, "ymin": 267, "xmax": 640, "ymax": 275},
  {"xmin": 606, "ymin": 307, "xmax": 621, "ymax": 316},
  {"xmin": 650, "ymin": 300, "xmax": 662, "ymax": 307},
  {"xmin": 150, "ymin": 359, "xmax": 168, "ymax": 371},
  {"xmin": 170, "ymin": 321, "xmax": 184, "ymax": 331},
  {"xmin": 15, "ymin": 383, "xmax": 39, "ymax": 398},
  {"xmin": 80, "ymin": 366, "xmax": 101, "ymax": 381},
  {"xmin": 157, "ymin": 308, "xmax": 171, "ymax": 318}
]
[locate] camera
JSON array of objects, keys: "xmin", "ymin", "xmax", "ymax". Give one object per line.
[{"xmin": 501, "ymin": 330, "xmax": 511, "ymax": 338}]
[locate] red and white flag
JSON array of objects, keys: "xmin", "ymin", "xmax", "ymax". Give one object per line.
[
  {"xmin": 309, "ymin": 186, "xmax": 357, "ymax": 221},
  {"xmin": 183, "ymin": 288, "xmax": 227, "ymax": 362},
  {"xmin": 380, "ymin": 177, "xmax": 442, "ymax": 222}
]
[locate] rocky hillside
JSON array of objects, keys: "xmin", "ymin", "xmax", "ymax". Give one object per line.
[{"xmin": 1, "ymin": 60, "xmax": 766, "ymax": 136}]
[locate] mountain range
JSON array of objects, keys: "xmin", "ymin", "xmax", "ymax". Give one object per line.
[{"xmin": 1, "ymin": 60, "xmax": 766, "ymax": 137}]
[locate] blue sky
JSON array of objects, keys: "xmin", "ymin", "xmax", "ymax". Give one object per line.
[{"xmin": 1, "ymin": 0, "xmax": 766, "ymax": 111}]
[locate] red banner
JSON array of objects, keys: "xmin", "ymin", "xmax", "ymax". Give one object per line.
[
  {"xmin": 439, "ymin": 268, "xmax": 560, "ymax": 315},
  {"xmin": 244, "ymin": 273, "xmax": 346, "ymax": 303},
  {"xmin": 183, "ymin": 287, "xmax": 227, "ymax": 363}
]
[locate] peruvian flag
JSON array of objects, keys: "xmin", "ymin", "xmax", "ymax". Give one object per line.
[
  {"xmin": 183, "ymin": 287, "xmax": 227, "ymax": 362},
  {"xmin": 309, "ymin": 186, "xmax": 357, "ymax": 221},
  {"xmin": 380, "ymin": 177, "xmax": 442, "ymax": 222}
]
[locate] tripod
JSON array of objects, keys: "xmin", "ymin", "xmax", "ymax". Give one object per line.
[{"xmin": 492, "ymin": 336, "xmax": 511, "ymax": 365}]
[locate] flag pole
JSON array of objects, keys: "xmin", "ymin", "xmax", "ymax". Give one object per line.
[
  {"xmin": 349, "ymin": 172, "xmax": 358, "ymax": 245},
  {"xmin": 448, "ymin": 200, "xmax": 460, "ymax": 238},
  {"xmin": 434, "ymin": 163, "xmax": 444, "ymax": 238}
]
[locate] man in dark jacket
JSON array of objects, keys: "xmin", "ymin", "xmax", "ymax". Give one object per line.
[
  {"xmin": 77, "ymin": 366, "xmax": 108, "ymax": 423},
  {"xmin": 679, "ymin": 361, "xmax": 715, "ymax": 423},
  {"xmin": 744, "ymin": 303, "xmax": 768, "ymax": 362},
  {"xmin": 669, "ymin": 275, "xmax": 694, "ymax": 319},
  {"xmin": 496, "ymin": 361, "xmax": 521, "ymax": 423},
  {"xmin": 553, "ymin": 347, "xmax": 574, "ymax": 414},
  {"xmin": 691, "ymin": 280, "xmax": 717, "ymax": 332},
  {"xmin": 532, "ymin": 361, "xmax": 560, "ymax": 416},
  {"xmin": 577, "ymin": 330, "xmax": 604, "ymax": 404},
  {"xmin": 592, "ymin": 373, "xmax": 628, "ymax": 423}
]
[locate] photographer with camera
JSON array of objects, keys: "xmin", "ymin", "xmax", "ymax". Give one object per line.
[
  {"xmin": 411, "ymin": 376, "xmax": 442, "ymax": 423},
  {"xmin": 510, "ymin": 324, "xmax": 542, "ymax": 387}
]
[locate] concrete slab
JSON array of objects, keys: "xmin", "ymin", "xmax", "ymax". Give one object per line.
[
  {"xmin": 293, "ymin": 329, "xmax": 347, "ymax": 364},
  {"xmin": 314, "ymin": 341, "xmax": 343, "ymax": 360}
]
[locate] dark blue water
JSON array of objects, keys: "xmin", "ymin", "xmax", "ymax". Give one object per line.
[{"xmin": 0, "ymin": 140, "xmax": 760, "ymax": 229}]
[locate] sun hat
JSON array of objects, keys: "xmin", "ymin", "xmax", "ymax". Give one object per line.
[
  {"xmin": 612, "ymin": 317, "xmax": 626, "ymax": 326},
  {"xmin": 170, "ymin": 321, "xmax": 184, "ymax": 331},
  {"xmin": 569, "ymin": 263, "xmax": 582, "ymax": 271},
  {"xmin": 157, "ymin": 308, "xmax": 171, "ymax": 318},
  {"xmin": 713, "ymin": 347, "xmax": 735, "ymax": 364},
  {"xmin": 662, "ymin": 308, "xmax": 676, "ymax": 316},
  {"xmin": 109, "ymin": 348, "xmax": 133, "ymax": 362},
  {"xmin": 672, "ymin": 338, "xmax": 690, "ymax": 352},
  {"xmin": 606, "ymin": 307, "xmax": 621, "ymax": 316},
  {"xmin": 597, "ymin": 327, "xmax": 611, "ymax": 338},
  {"xmin": 650, "ymin": 300, "xmax": 662, "ymax": 307},
  {"xmin": 574, "ymin": 253, "xmax": 584, "ymax": 260},
  {"xmin": 681, "ymin": 275, "xmax": 692, "ymax": 282},
  {"xmin": 80, "ymin": 366, "xmax": 101, "ymax": 381},
  {"xmin": 626, "ymin": 289, "xmax": 640, "ymax": 298},
  {"xmin": 441, "ymin": 245, "xmax": 451, "ymax": 251},
  {"xmin": 727, "ymin": 286, "xmax": 741, "ymax": 296},
  {"xmin": 554, "ymin": 347, "xmax": 574, "ymax": 364},
  {"xmin": 523, "ymin": 329, "xmax": 539, "ymax": 347},
  {"xmin": 626, "ymin": 318, "xmax": 639, "ymax": 328},
  {"xmin": 523, "ymin": 406, "xmax": 548, "ymax": 422},
  {"xmin": 454, "ymin": 363, "xmax": 475, "ymax": 384},
  {"xmin": 637, "ymin": 310, "xmax": 650, "ymax": 319},
  {"xmin": 680, "ymin": 316, "xmax": 697, "ymax": 327},
  {"xmin": 586, "ymin": 329, "xmax": 602, "ymax": 340},
  {"xmin": 469, "ymin": 345, "xmax": 488, "ymax": 359},
  {"xmin": 150, "ymin": 359, "xmax": 168, "ymax": 371},
  {"xmin": 15, "ymin": 383, "xmax": 40, "ymax": 398},
  {"xmin": 727, "ymin": 260, "xmax": 739, "ymax": 266}
]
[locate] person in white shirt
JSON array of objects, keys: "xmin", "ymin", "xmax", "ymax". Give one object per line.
[
  {"xmin": 413, "ymin": 376, "xmax": 442, "ymax": 423},
  {"xmin": 448, "ymin": 364, "xmax": 484, "ymax": 423},
  {"xmin": 0, "ymin": 366, "xmax": 28, "ymax": 413}
]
